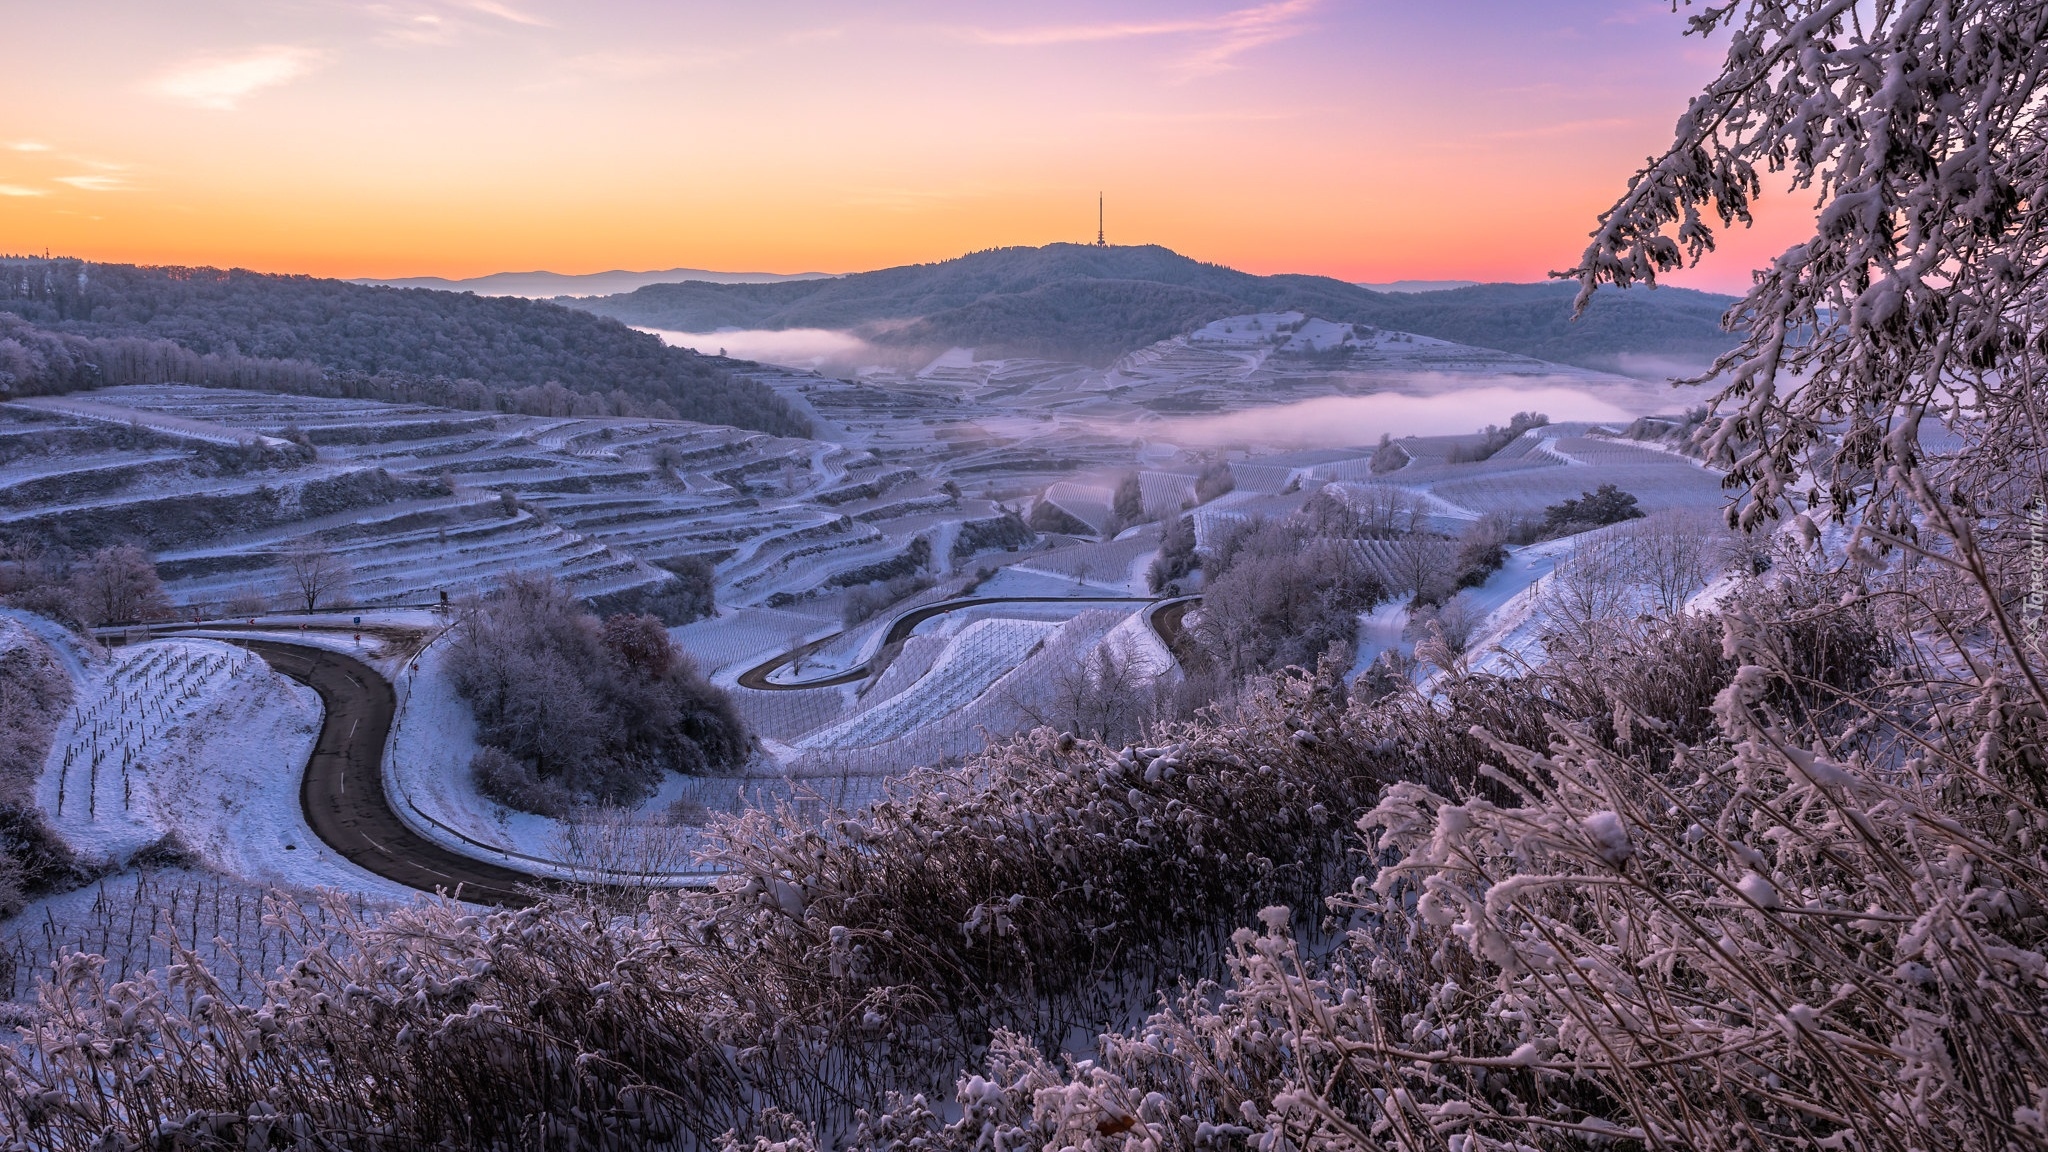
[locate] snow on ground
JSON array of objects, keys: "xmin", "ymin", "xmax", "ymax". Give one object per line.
[
  {"xmin": 786, "ymin": 609, "xmax": 1133, "ymax": 784},
  {"xmin": 7, "ymin": 395, "xmax": 291, "ymax": 449},
  {"xmin": 2, "ymin": 868, "xmax": 393, "ymax": 1012},
  {"xmin": 1349, "ymin": 599, "xmax": 1413, "ymax": 680},
  {"xmin": 385, "ymin": 624, "xmax": 760, "ymax": 881},
  {"xmin": 677, "ymin": 606, "xmax": 839, "ymax": 678},
  {"xmin": 1100, "ymin": 609, "xmax": 1175, "ymax": 679},
  {"xmin": 34, "ymin": 638, "xmax": 416, "ymax": 901},
  {"xmin": 800, "ymin": 617, "xmax": 1059, "ymax": 749},
  {"xmin": 0, "ymin": 607, "xmax": 100, "ymax": 684},
  {"xmin": 1010, "ymin": 531, "xmax": 1161, "ymax": 593},
  {"xmin": 967, "ymin": 565, "xmax": 1113, "ymax": 599}
]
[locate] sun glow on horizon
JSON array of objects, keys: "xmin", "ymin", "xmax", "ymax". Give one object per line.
[{"xmin": 2, "ymin": 1, "xmax": 1811, "ymax": 294}]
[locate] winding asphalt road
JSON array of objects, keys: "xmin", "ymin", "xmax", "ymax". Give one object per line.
[
  {"xmin": 118, "ymin": 594, "xmax": 1201, "ymax": 903},
  {"xmin": 227, "ymin": 639, "xmax": 544, "ymax": 907}
]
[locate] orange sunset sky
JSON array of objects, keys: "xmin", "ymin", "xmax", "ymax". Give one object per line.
[{"xmin": 3, "ymin": 1, "xmax": 1816, "ymax": 293}]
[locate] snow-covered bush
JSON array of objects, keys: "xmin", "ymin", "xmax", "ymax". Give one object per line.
[
  {"xmin": 0, "ymin": 650, "xmax": 1434, "ymax": 1147},
  {"xmin": 468, "ymin": 745, "xmax": 573, "ymax": 818},
  {"xmin": 450, "ymin": 575, "xmax": 749, "ymax": 808},
  {"xmin": 1194, "ymin": 461, "xmax": 1235, "ymax": 504},
  {"xmin": 0, "ymin": 630, "xmax": 80, "ymax": 916},
  {"xmin": 1146, "ymin": 514, "xmax": 1198, "ymax": 593},
  {"xmin": 1537, "ymin": 482, "xmax": 1644, "ymax": 539},
  {"xmin": 1193, "ymin": 518, "xmax": 1389, "ymax": 680},
  {"xmin": 861, "ymin": 579, "xmax": 2048, "ymax": 1151}
]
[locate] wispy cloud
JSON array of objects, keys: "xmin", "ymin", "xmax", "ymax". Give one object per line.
[
  {"xmin": 557, "ymin": 49, "xmax": 735, "ymax": 79},
  {"xmin": 375, "ymin": 11, "xmax": 456, "ymax": 46},
  {"xmin": 53, "ymin": 174, "xmax": 132, "ymax": 192},
  {"xmin": 962, "ymin": 0, "xmax": 1317, "ymax": 75},
  {"xmin": 0, "ymin": 184, "xmax": 47, "ymax": 197},
  {"xmin": 7, "ymin": 141, "xmax": 52, "ymax": 153},
  {"xmin": 362, "ymin": 1, "xmax": 546, "ymax": 46},
  {"xmin": 147, "ymin": 46, "xmax": 324, "ymax": 110},
  {"xmin": 458, "ymin": 0, "xmax": 549, "ymax": 27}
]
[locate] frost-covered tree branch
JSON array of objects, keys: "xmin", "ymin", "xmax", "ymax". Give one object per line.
[{"xmin": 1571, "ymin": 0, "xmax": 2048, "ymax": 542}]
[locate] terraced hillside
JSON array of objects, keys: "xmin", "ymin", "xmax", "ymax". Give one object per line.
[{"xmin": 0, "ymin": 386, "xmax": 1022, "ymax": 617}]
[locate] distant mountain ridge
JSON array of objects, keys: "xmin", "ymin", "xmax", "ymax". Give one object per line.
[
  {"xmin": 568, "ymin": 244, "xmax": 1738, "ymax": 375},
  {"xmin": 1355, "ymin": 279, "xmax": 1479, "ymax": 293},
  {"xmin": 356, "ymin": 267, "xmax": 837, "ymax": 298}
]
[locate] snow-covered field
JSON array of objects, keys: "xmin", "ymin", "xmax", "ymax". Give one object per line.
[
  {"xmin": 34, "ymin": 637, "xmax": 415, "ymax": 899},
  {"xmin": 801, "ymin": 617, "xmax": 1059, "ymax": 749}
]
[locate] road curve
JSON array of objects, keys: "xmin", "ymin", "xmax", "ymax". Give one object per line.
[
  {"xmin": 736, "ymin": 595, "xmax": 1159, "ymax": 691},
  {"xmin": 229, "ymin": 639, "xmax": 544, "ymax": 907}
]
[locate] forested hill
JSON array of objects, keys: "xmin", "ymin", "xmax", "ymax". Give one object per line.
[
  {"xmin": 0, "ymin": 258, "xmax": 809, "ymax": 437},
  {"xmin": 1359, "ymin": 281, "xmax": 1738, "ymax": 372},
  {"xmin": 572, "ymin": 243, "xmax": 1738, "ymax": 374},
  {"xmin": 571, "ymin": 244, "xmax": 1380, "ymax": 335}
]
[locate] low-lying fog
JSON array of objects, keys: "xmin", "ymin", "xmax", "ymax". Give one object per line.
[
  {"xmin": 646, "ymin": 328, "xmax": 1676, "ymax": 450},
  {"xmin": 1154, "ymin": 383, "xmax": 1650, "ymax": 449},
  {"xmin": 646, "ymin": 328, "xmax": 871, "ymax": 371}
]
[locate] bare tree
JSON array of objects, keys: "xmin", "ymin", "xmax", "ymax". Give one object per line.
[
  {"xmin": 70, "ymin": 544, "xmax": 171, "ymax": 626},
  {"xmin": 1388, "ymin": 536, "xmax": 1454, "ymax": 605},
  {"xmin": 1542, "ymin": 532, "xmax": 1640, "ymax": 644},
  {"xmin": 1615, "ymin": 510, "xmax": 1723, "ymax": 615},
  {"xmin": 280, "ymin": 540, "xmax": 349, "ymax": 612},
  {"xmin": 1344, "ymin": 483, "xmax": 1420, "ymax": 536},
  {"xmin": 1110, "ymin": 471, "xmax": 1146, "ymax": 534},
  {"xmin": 1016, "ymin": 631, "xmax": 1171, "ymax": 747}
]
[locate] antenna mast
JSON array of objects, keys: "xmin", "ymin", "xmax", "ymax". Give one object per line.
[{"xmin": 1096, "ymin": 193, "xmax": 1105, "ymax": 247}]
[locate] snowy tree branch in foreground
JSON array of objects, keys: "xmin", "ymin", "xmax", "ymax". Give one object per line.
[{"xmin": 1570, "ymin": 0, "xmax": 2048, "ymax": 544}]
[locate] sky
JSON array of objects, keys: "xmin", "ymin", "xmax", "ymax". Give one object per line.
[{"xmin": 0, "ymin": 0, "xmax": 1816, "ymax": 292}]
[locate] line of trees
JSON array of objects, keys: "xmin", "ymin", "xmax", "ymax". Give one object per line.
[
  {"xmin": 1443, "ymin": 410, "xmax": 1550, "ymax": 463},
  {"xmin": 0, "ymin": 314, "xmax": 325, "ymax": 398}
]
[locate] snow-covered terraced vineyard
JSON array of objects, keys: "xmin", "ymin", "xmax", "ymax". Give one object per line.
[
  {"xmin": 20, "ymin": 633, "xmax": 412, "ymax": 901},
  {"xmin": 1427, "ymin": 444, "xmax": 1722, "ymax": 516},
  {"xmin": 1, "ymin": 870, "xmax": 385, "ymax": 1006},
  {"xmin": 0, "ymin": 298, "xmax": 1760, "ymax": 944},
  {"xmin": 46, "ymin": 642, "xmax": 252, "ymax": 826},
  {"xmin": 801, "ymin": 617, "xmax": 1059, "ymax": 749},
  {"xmin": 0, "ymin": 384, "xmax": 1053, "ymax": 616},
  {"xmin": 1010, "ymin": 529, "xmax": 1163, "ymax": 591}
]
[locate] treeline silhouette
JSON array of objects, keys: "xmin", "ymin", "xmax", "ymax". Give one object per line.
[{"xmin": 0, "ymin": 258, "xmax": 808, "ymax": 436}]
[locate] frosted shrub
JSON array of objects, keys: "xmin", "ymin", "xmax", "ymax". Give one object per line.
[
  {"xmin": 1193, "ymin": 519, "xmax": 1388, "ymax": 680},
  {"xmin": 878, "ymin": 595, "xmax": 2048, "ymax": 1151},
  {"xmin": 449, "ymin": 575, "xmax": 750, "ymax": 808},
  {"xmin": 0, "ymin": 629, "xmax": 79, "ymax": 915},
  {"xmin": 0, "ymin": 654, "xmax": 1404, "ymax": 1148},
  {"xmin": 469, "ymin": 745, "xmax": 572, "ymax": 818}
]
